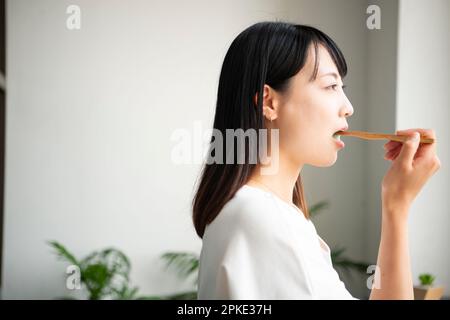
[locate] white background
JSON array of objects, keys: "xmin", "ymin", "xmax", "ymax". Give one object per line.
[{"xmin": 2, "ymin": 0, "xmax": 448, "ymax": 299}]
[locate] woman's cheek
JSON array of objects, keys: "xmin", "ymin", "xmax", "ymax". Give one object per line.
[{"xmin": 278, "ymin": 120, "xmax": 304, "ymax": 159}]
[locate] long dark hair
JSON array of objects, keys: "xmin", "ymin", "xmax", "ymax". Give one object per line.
[{"xmin": 192, "ymin": 21, "xmax": 347, "ymax": 238}]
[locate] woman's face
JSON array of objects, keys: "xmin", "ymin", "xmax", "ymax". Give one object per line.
[{"xmin": 274, "ymin": 44, "xmax": 354, "ymax": 167}]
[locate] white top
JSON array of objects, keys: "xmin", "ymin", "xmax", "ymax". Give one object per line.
[{"xmin": 197, "ymin": 184, "xmax": 356, "ymax": 300}]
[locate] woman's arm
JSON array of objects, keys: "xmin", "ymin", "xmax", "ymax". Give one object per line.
[
  {"xmin": 369, "ymin": 208, "xmax": 413, "ymax": 299},
  {"xmin": 369, "ymin": 129, "xmax": 440, "ymax": 300}
]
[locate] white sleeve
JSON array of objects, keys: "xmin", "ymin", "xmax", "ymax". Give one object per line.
[{"xmin": 212, "ymin": 207, "xmax": 317, "ymax": 299}]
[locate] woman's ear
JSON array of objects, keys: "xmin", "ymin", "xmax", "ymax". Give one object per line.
[{"xmin": 254, "ymin": 84, "xmax": 279, "ymax": 121}]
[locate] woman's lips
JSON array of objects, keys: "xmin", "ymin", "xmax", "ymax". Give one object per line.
[
  {"xmin": 332, "ymin": 126, "xmax": 348, "ymax": 149},
  {"xmin": 333, "ymin": 135, "xmax": 345, "ymax": 148}
]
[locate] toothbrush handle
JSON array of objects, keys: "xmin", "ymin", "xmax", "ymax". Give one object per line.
[{"xmin": 337, "ymin": 130, "xmax": 435, "ymax": 144}]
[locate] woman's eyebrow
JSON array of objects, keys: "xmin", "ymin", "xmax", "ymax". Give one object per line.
[{"xmin": 320, "ymin": 71, "xmax": 339, "ymax": 79}]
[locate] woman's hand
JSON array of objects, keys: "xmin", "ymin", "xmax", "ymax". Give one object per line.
[
  {"xmin": 370, "ymin": 128, "xmax": 440, "ymax": 300},
  {"xmin": 382, "ymin": 129, "xmax": 441, "ymax": 221}
]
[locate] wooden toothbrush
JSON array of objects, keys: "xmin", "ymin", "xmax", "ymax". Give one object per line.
[{"xmin": 336, "ymin": 130, "xmax": 435, "ymax": 144}]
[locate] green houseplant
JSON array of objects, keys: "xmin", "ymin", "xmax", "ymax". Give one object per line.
[
  {"xmin": 414, "ymin": 273, "xmax": 444, "ymax": 300},
  {"xmin": 48, "ymin": 241, "xmax": 144, "ymax": 299}
]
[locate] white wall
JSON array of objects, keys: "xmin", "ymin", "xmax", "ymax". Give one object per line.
[
  {"xmin": 396, "ymin": 0, "xmax": 450, "ymax": 294},
  {"xmin": 2, "ymin": 0, "xmax": 370, "ymax": 299},
  {"xmin": 365, "ymin": 0, "xmax": 398, "ymax": 277},
  {"xmin": 4, "ymin": 0, "xmax": 447, "ymax": 299}
]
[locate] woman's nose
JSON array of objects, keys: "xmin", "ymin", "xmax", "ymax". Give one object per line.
[
  {"xmin": 344, "ymin": 104, "xmax": 354, "ymax": 117},
  {"xmin": 341, "ymin": 95, "xmax": 354, "ymax": 118}
]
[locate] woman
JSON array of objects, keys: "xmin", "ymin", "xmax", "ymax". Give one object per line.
[{"xmin": 192, "ymin": 21, "xmax": 440, "ymax": 299}]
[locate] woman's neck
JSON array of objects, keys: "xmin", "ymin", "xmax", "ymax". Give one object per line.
[{"xmin": 247, "ymin": 156, "xmax": 302, "ymax": 205}]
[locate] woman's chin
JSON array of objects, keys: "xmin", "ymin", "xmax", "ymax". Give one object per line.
[{"xmin": 311, "ymin": 153, "xmax": 338, "ymax": 167}]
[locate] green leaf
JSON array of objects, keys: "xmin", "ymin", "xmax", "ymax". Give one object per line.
[
  {"xmin": 48, "ymin": 241, "xmax": 137, "ymax": 300},
  {"xmin": 82, "ymin": 263, "xmax": 112, "ymax": 299},
  {"xmin": 331, "ymin": 246, "xmax": 371, "ymax": 276},
  {"xmin": 308, "ymin": 201, "xmax": 330, "ymax": 218},
  {"xmin": 161, "ymin": 252, "xmax": 199, "ymax": 280},
  {"xmin": 47, "ymin": 240, "xmax": 79, "ymax": 266},
  {"xmin": 135, "ymin": 295, "xmax": 165, "ymax": 300},
  {"xmin": 419, "ymin": 273, "xmax": 435, "ymax": 286},
  {"xmin": 111, "ymin": 284, "xmax": 140, "ymax": 300},
  {"xmin": 163, "ymin": 291, "xmax": 198, "ymax": 300}
]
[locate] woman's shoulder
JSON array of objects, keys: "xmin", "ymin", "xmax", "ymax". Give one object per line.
[
  {"xmin": 223, "ymin": 184, "xmax": 278, "ymax": 216},
  {"xmin": 205, "ymin": 185, "xmax": 289, "ymax": 238}
]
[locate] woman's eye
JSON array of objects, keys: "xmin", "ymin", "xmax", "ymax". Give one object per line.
[
  {"xmin": 326, "ymin": 84, "xmax": 339, "ymax": 91},
  {"xmin": 326, "ymin": 84, "xmax": 347, "ymax": 91}
]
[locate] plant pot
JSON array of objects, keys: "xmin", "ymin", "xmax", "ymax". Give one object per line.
[{"xmin": 413, "ymin": 285, "xmax": 444, "ymax": 300}]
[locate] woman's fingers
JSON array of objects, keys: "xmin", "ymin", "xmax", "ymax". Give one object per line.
[
  {"xmin": 384, "ymin": 140, "xmax": 402, "ymax": 151},
  {"xmin": 384, "ymin": 145, "xmax": 402, "ymax": 161},
  {"xmin": 396, "ymin": 128, "xmax": 436, "ymax": 146},
  {"xmin": 384, "ymin": 129, "xmax": 437, "ymax": 162},
  {"xmin": 397, "ymin": 129, "xmax": 437, "ymax": 160},
  {"xmin": 385, "ymin": 148, "xmax": 401, "ymax": 161},
  {"xmin": 396, "ymin": 128, "xmax": 436, "ymax": 138},
  {"xmin": 384, "ymin": 139, "xmax": 403, "ymax": 157},
  {"xmin": 384, "ymin": 129, "xmax": 435, "ymax": 150}
]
